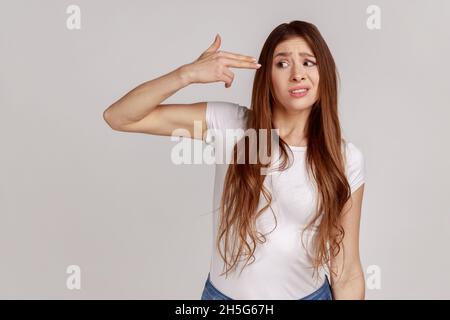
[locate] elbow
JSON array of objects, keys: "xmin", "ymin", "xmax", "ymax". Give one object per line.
[
  {"xmin": 330, "ymin": 270, "xmax": 365, "ymax": 300},
  {"xmin": 103, "ymin": 107, "xmax": 121, "ymax": 131}
]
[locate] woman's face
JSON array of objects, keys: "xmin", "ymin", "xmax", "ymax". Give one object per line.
[{"xmin": 271, "ymin": 37, "xmax": 319, "ymax": 112}]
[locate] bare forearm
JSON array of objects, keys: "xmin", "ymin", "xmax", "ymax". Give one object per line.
[
  {"xmin": 331, "ymin": 273, "xmax": 365, "ymax": 300},
  {"xmin": 103, "ymin": 65, "xmax": 192, "ymax": 127}
]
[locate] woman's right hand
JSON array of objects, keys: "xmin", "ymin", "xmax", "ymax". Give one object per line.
[{"xmin": 181, "ymin": 34, "xmax": 261, "ymax": 88}]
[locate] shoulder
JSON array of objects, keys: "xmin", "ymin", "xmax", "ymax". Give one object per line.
[
  {"xmin": 342, "ymin": 140, "xmax": 366, "ymax": 193},
  {"xmin": 343, "ymin": 140, "xmax": 364, "ymax": 164},
  {"xmin": 206, "ymin": 101, "xmax": 249, "ymax": 130}
]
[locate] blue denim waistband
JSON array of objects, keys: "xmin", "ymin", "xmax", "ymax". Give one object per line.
[{"xmin": 201, "ymin": 273, "xmax": 333, "ymax": 300}]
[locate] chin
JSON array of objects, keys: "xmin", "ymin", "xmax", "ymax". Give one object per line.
[{"xmin": 284, "ymin": 100, "xmax": 314, "ymax": 111}]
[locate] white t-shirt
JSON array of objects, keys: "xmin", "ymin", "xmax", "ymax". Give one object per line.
[{"xmin": 204, "ymin": 101, "xmax": 366, "ymax": 300}]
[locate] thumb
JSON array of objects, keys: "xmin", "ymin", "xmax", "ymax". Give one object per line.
[{"xmin": 205, "ymin": 33, "xmax": 221, "ymax": 53}]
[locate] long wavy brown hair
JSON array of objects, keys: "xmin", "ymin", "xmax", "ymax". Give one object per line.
[{"xmin": 216, "ymin": 20, "xmax": 353, "ymax": 281}]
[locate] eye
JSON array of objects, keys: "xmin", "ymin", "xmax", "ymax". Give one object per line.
[
  {"xmin": 276, "ymin": 61, "xmax": 289, "ymax": 68},
  {"xmin": 275, "ymin": 59, "xmax": 317, "ymax": 68},
  {"xmin": 305, "ymin": 60, "xmax": 317, "ymax": 67}
]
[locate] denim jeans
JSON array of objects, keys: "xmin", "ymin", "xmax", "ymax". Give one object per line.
[{"xmin": 201, "ymin": 272, "xmax": 333, "ymax": 300}]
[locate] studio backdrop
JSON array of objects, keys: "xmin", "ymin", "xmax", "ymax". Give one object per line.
[{"xmin": 1, "ymin": 0, "xmax": 449, "ymax": 299}]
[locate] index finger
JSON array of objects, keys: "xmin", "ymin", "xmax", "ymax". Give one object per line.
[
  {"xmin": 219, "ymin": 51, "xmax": 257, "ymax": 62},
  {"xmin": 221, "ymin": 57, "xmax": 261, "ymax": 69}
]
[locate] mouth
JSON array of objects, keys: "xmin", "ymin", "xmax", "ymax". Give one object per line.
[{"xmin": 289, "ymin": 87, "xmax": 309, "ymax": 98}]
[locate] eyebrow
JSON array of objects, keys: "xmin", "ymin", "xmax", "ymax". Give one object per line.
[{"xmin": 273, "ymin": 52, "xmax": 316, "ymax": 59}]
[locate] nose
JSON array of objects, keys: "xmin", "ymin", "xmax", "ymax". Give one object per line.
[
  {"xmin": 291, "ymin": 63, "xmax": 307, "ymax": 82},
  {"xmin": 292, "ymin": 74, "xmax": 306, "ymax": 82}
]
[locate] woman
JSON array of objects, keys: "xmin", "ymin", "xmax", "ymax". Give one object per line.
[{"xmin": 103, "ymin": 20, "xmax": 366, "ymax": 300}]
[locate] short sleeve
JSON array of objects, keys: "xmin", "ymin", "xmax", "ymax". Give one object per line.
[
  {"xmin": 205, "ymin": 101, "xmax": 248, "ymax": 144},
  {"xmin": 345, "ymin": 142, "xmax": 366, "ymax": 194}
]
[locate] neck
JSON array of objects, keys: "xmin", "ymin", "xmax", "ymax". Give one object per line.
[{"xmin": 272, "ymin": 104, "xmax": 311, "ymax": 146}]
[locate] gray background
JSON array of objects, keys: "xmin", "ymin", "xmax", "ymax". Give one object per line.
[{"xmin": 1, "ymin": 0, "xmax": 449, "ymax": 299}]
